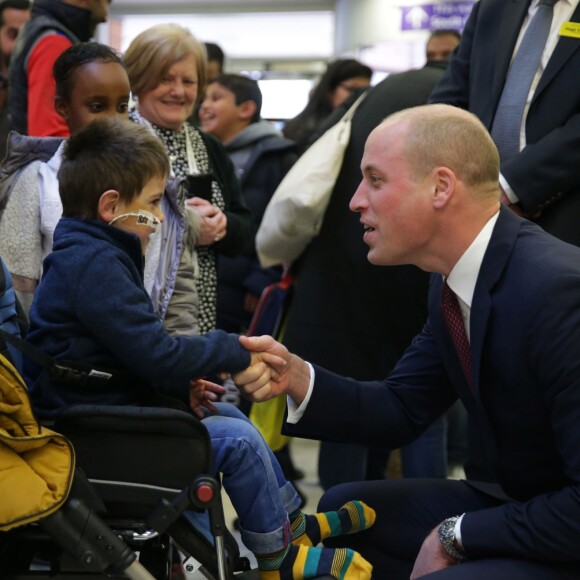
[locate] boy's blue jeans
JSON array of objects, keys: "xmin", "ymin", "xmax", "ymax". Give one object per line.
[{"xmin": 203, "ymin": 402, "xmax": 303, "ymax": 555}]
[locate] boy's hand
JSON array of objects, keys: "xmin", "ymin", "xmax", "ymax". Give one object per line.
[{"xmin": 189, "ymin": 379, "xmax": 226, "ymax": 418}]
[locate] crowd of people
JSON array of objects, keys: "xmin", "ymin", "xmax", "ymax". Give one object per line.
[{"xmin": 1, "ymin": 0, "xmax": 580, "ymax": 578}]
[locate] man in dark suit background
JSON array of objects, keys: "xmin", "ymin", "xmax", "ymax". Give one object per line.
[
  {"xmin": 431, "ymin": 0, "xmax": 580, "ymax": 246},
  {"xmin": 279, "ymin": 30, "xmax": 461, "ymax": 491},
  {"xmin": 235, "ymin": 103, "xmax": 580, "ymax": 579}
]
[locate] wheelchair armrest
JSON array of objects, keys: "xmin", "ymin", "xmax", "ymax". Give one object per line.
[
  {"xmin": 55, "ymin": 404, "xmax": 210, "ymax": 440},
  {"xmin": 52, "ymin": 405, "xmax": 213, "ymax": 508}
]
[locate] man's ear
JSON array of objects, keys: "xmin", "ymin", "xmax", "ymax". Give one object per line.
[
  {"xmin": 98, "ymin": 190, "xmax": 121, "ymax": 223},
  {"xmin": 431, "ymin": 167, "xmax": 456, "ymax": 209},
  {"xmin": 54, "ymin": 96, "xmax": 69, "ymax": 122},
  {"xmin": 238, "ymin": 100, "xmax": 257, "ymax": 122}
]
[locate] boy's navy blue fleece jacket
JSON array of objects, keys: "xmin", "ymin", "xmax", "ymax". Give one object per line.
[{"xmin": 26, "ymin": 218, "xmax": 250, "ymax": 418}]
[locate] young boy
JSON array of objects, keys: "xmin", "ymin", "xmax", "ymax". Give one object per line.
[
  {"xmin": 25, "ymin": 118, "xmax": 374, "ymax": 580},
  {"xmin": 201, "ymin": 74, "xmax": 297, "ymax": 334}
]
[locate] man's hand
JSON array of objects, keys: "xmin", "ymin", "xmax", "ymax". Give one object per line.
[
  {"xmin": 410, "ymin": 527, "xmax": 458, "ymax": 579},
  {"xmin": 233, "ymin": 335, "xmax": 312, "ymax": 408},
  {"xmin": 189, "ymin": 379, "xmax": 226, "ymax": 418},
  {"xmin": 232, "ymin": 335, "xmax": 290, "ymax": 401}
]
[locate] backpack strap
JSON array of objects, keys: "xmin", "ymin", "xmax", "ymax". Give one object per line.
[
  {"xmin": 0, "ymin": 329, "xmax": 115, "ymax": 387},
  {"xmin": 0, "ymin": 260, "xmax": 109, "ymax": 386}
]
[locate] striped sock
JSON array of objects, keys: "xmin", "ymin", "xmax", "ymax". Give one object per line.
[
  {"xmin": 290, "ymin": 501, "xmax": 376, "ymax": 547},
  {"xmin": 258, "ymin": 544, "xmax": 372, "ymax": 579}
]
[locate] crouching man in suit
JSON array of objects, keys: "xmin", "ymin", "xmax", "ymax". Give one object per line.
[{"xmin": 233, "ymin": 103, "xmax": 580, "ymax": 579}]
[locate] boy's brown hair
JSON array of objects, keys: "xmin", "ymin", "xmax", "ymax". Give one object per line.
[{"xmin": 58, "ymin": 118, "xmax": 169, "ymax": 220}]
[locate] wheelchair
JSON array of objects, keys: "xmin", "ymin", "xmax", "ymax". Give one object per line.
[
  {"xmin": 0, "ymin": 404, "xmax": 258, "ymax": 579},
  {"xmin": 0, "ymin": 261, "xmax": 261, "ymax": 578}
]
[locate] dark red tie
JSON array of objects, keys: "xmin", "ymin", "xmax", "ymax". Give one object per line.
[{"xmin": 441, "ymin": 280, "xmax": 472, "ymax": 388}]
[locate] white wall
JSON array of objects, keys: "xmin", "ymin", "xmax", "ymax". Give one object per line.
[{"xmin": 99, "ymin": 11, "xmax": 334, "ymax": 63}]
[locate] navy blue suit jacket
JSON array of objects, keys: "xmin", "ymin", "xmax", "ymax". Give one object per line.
[
  {"xmin": 430, "ymin": 0, "xmax": 580, "ymax": 245},
  {"xmin": 285, "ymin": 208, "xmax": 580, "ymax": 563}
]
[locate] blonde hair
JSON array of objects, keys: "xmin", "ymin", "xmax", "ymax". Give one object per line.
[
  {"xmin": 123, "ymin": 23, "xmax": 207, "ymax": 100},
  {"xmin": 385, "ymin": 104, "xmax": 499, "ymax": 193}
]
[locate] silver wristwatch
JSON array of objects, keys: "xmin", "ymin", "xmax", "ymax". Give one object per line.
[{"xmin": 438, "ymin": 516, "xmax": 467, "ymax": 561}]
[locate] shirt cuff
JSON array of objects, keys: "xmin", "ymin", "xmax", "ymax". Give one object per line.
[
  {"xmin": 499, "ymin": 173, "xmax": 519, "ymax": 204},
  {"xmin": 454, "ymin": 513, "xmax": 465, "ymax": 549},
  {"xmin": 286, "ymin": 362, "xmax": 315, "ymax": 423}
]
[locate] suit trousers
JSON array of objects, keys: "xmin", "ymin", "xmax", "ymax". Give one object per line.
[{"xmin": 318, "ymin": 479, "xmax": 579, "ymax": 579}]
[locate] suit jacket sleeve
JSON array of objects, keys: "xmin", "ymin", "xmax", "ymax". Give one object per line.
[
  {"xmin": 500, "ymin": 113, "xmax": 580, "ymax": 217},
  {"xmin": 283, "ymin": 319, "xmax": 457, "ymax": 449}
]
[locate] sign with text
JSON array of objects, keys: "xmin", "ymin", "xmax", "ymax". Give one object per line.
[{"xmin": 401, "ymin": 2, "xmax": 476, "ymax": 31}]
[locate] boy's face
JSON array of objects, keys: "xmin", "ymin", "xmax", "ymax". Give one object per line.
[
  {"xmin": 57, "ymin": 60, "xmax": 130, "ymax": 135},
  {"xmin": 200, "ymin": 82, "xmax": 250, "ymax": 143},
  {"xmin": 111, "ymin": 175, "xmax": 166, "ymax": 252}
]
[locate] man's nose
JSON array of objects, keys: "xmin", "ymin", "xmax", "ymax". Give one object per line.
[{"xmin": 349, "ymin": 181, "xmax": 366, "ymax": 212}]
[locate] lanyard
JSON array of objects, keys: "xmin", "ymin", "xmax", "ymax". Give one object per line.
[{"xmin": 184, "ymin": 127, "xmax": 199, "ymax": 176}]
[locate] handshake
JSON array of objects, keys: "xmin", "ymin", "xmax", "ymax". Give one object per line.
[
  {"xmin": 188, "ymin": 336, "xmax": 310, "ymax": 418},
  {"xmin": 233, "ymin": 335, "xmax": 300, "ymax": 402}
]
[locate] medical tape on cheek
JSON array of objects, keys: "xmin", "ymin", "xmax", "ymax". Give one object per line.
[{"xmin": 109, "ymin": 210, "xmax": 161, "ymax": 232}]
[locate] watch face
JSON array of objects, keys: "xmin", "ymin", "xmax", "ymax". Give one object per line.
[
  {"xmin": 439, "ymin": 519, "xmax": 454, "ymax": 539},
  {"xmin": 438, "ymin": 517, "xmax": 466, "ymax": 561}
]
